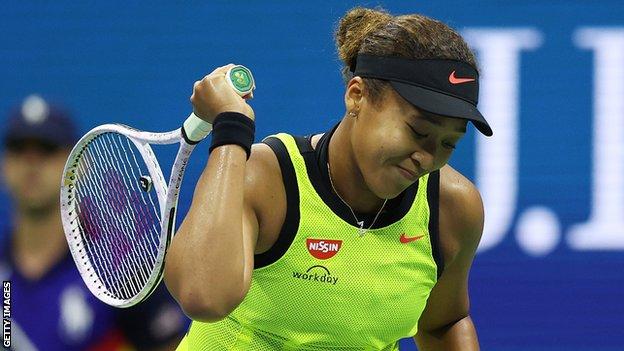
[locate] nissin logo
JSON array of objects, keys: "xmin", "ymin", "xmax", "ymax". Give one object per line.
[{"xmin": 306, "ymin": 238, "xmax": 342, "ymax": 260}]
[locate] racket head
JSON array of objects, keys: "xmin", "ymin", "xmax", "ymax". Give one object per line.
[{"xmin": 60, "ymin": 124, "xmax": 172, "ymax": 307}]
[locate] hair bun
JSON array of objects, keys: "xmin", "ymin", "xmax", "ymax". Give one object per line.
[{"xmin": 335, "ymin": 7, "xmax": 392, "ymax": 70}]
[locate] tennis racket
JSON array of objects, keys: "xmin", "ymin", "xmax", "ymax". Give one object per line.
[{"xmin": 60, "ymin": 65, "xmax": 255, "ymax": 308}]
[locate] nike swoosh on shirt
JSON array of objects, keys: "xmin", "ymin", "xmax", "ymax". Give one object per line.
[{"xmin": 399, "ymin": 233, "xmax": 426, "ymax": 244}]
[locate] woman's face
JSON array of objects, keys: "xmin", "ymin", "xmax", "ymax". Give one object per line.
[{"xmin": 348, "ymin": 81, "xmax": 467, "ymax": 199}]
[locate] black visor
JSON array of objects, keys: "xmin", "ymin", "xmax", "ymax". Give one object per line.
[{"xmin": 351, "ymin": 54, "xmax": 492, "ymax": 136}]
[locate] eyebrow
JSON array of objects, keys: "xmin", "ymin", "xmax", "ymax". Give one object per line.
[{"xmin": 417, "ymin": 112, "xmax": 467, "ymax": 134}]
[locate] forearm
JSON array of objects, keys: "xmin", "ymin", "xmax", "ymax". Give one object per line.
[
  {"xmin": 414, "ymin": 316, "xmax": 479, "ymax": 351},
  {"xmin": 164, "ymin": 145, "xmax": 248, "ymax": 319}
]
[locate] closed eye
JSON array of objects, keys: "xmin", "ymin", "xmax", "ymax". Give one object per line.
[
  {"xmin": 409, "ymin": 123, "xmax": 458, "ymax": 149},
  {"xmin": 407, "ymin": 124, "xmax": 428, "ymax": 138},
  {"xmin": 443, "ymin": 142, "xmax": 457, "ymax": 150}
]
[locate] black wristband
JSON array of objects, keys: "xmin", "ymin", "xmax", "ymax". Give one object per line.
[{"xmin": 209, "ymin": 112, "xmax": 255, "ymax": 159}]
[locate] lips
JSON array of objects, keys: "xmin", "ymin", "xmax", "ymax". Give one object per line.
[{"xmin": 397, "ymin": 166, "xmax": 418, "ymax": 182}]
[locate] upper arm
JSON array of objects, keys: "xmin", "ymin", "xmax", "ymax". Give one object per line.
[
  {"xmin": 417, "ymin": 166, "xmax": 484, "ymax": 333},
  {"xmin": 240, "ymin": 188, "xmax": 258, "ymax": 298},
  {"xmin": 240, "ymin": 142, "xmax": 285, "ymax": 291},
  {"xmin": 164, "ymin": 142, "xmax": 283, "ymax": 320}
]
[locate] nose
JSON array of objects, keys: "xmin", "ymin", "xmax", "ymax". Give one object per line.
[
  {"xmin": 410, "ymin": 149, "xmax": 435, "ymax": 173},
  {"xmin": 20, "ymin": 149, "xmax": 48, "ymax": 163}
]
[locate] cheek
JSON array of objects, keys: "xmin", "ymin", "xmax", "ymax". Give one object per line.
[
  {"xmin": 43, "ymin": 160, "xmax": 66, "ymax": 185},
  {"xmin": 2, "ymin": 160, "xmax": 24, "ymax": 185},
  {"xmin": 359, "ymin": 131, "xmax": 399, "ymax": 167},
  {"xmin": 352, "ymin": 113, "xmax": 409, "ymax": 169},
  {"xmin": 418, "ymin": 152, "xmax": 451, "ymax": 177},
  {"xmin": 2, "ymin": 167, "xmax": 20, "ymax": 189},
  {"xmin": 435, "ymin": 149, "xmax": 454, "ymax": 168},
  {"xmin": 377, "ymin": 131, "xmax": 415, "ymax": 167}
]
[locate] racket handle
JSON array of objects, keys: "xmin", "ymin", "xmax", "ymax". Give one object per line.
[
  {"xmin": 226, "ymin": 65, "xmax": 255, "ymax": 99},
  {"xmin": 183, "ymin": 65, "xmax": 254, "ymax": 143},
  {"xmin": 183, "ymin": 112, "xmax": 213, "ymax": 143}
]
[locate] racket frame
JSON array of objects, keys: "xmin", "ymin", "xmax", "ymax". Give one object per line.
[{"xmin": 61, "ymin": 117, "xmax": 208, "ymax": 307}]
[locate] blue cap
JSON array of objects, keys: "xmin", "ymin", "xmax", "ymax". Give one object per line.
[{"xmin": 3, "ymin": 95, "xmax": 79, "ymax": 147}]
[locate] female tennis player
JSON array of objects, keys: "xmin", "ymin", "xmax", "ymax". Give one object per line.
[{"xmin": 165, "ymin": 7, "xmax": 491, "ymax": 350}]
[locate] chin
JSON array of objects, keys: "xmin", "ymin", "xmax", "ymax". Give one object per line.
[
  {"xmin": 373, "ymin": 182, "xmax": 407, "ymax": 200},
  {"xmin": 19, "ymin": 197, "xmax": 57, "ymax": 215},
  {"xmin": 365, "ymin": 169, "xmax": 410, "ymax": 199},
  {"xmin": 386, "ymin": 187, "xmax": 410, "ymax": 200}
]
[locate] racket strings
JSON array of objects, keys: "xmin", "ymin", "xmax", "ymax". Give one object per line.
[
  {"xmin": 72, "ymin": 132, "xmax": 163, "ymax": 300},
  {"xmin": 120, "ymin": 136, "xmax": 163, "ymax": 249},
  {"xmin": 107, "ymin": 135, "xmax": 164, "ymax": 286},
  {"xmin": 73, "ymin": 167, "xmax": 132, "ymax": 299},
  {"xmin": 82, "ymin": 135, "xmax": 155, "ymax": 297},
  {"xmin": 75, "ymin": 152, "xmax": 133, "ymax": 298},
  {"xmin": 103, "ymin": 135, "xmax": 160, "ymax": 266},
  {"xmin": 90, "ymin": 136, "xmax": 152, "ymax": 294},
  {"xmin": 77, "ymin": 140, "xmax": 146, "ymax": 298},
  {"xmin": 94, "ymin": 134, "xmax": 159, "ymax": 294}
]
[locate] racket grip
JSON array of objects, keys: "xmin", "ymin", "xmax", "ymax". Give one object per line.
[
  {"xmin": 226, "ymin": 65, "xmax": 255, "ymax": 99},
  {"xmin": 183, "ymin": 66, "xmax": 253, "ymax": 143},
  {"xmin": 183, "ymin": 112, "xmax": 213, "ymax": 143}
]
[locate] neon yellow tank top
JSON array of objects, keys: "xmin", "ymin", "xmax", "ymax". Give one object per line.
[{"xmin": 178, "ymin": 132, "xmax": 442, "ymax": 350}]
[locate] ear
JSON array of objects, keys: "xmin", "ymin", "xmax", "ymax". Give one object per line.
[{"xmin": 344, "ymin": 76, "xmax": 364, "ymax": 113}]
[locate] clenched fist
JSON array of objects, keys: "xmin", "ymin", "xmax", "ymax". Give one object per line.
[{"xmin": 190, "ymin": 64, "xmax": 255, "ymax": 124}]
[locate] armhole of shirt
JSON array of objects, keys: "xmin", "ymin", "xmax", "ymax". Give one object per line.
[
  {"xmin": 253, "ymin": 136, "xmax": 301, "ymax": 269},
  {"xmin": 427, "ymin": 170, "xmax": 444, "ymax": 278}
]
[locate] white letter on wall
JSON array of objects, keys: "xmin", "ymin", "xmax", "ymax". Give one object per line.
[
  {"xmin": 462, "ymin": 29, "xmax": 542, "ymax": 252},
  {"xmin": 568, "ymin": 28, "xmax": 624, "ymax": 250}
]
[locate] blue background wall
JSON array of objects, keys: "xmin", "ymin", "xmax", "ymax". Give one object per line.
[{"xmin": 1, "ymin": 2, "xmax": 623, "ymax": 350}]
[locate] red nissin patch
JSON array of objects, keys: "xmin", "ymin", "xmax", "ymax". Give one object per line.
[{"xmin": 306, "ymin": 238, "xmax": 342, "ymax": 260}]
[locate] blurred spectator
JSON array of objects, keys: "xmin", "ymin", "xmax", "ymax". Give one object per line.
[{"xmin": 0, "ymin": 95, "xmax": 189, "ymax": 351}]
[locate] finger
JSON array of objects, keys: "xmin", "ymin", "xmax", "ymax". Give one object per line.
[
  {"xmin": 215, "ymin": 63, "xmax": 237, "ymax": 73},
  {"xmin": 209, "ymin": 63, "xmax": 237, "ymax": 76},
  {"xmin": 190, "ymin": 81, "xmax": 200, "ymax": 98}
]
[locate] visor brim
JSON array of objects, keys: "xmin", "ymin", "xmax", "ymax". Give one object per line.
[{"xmin": 390, "ymin": 81, "xmax": 493, "ymax": 137}]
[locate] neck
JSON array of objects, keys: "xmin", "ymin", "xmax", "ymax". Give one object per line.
[
  {"xmin": 12, "ymin": 204, "xmax": 68, "ymax": 280},
  {"xmin": 327, "ymin": 119, "xmax": 386, "ymax": 214}
]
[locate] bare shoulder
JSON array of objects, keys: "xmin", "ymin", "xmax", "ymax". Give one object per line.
[
  {"xmin": 438, "ymin": 165, "xmax": 484, "ymax": 264},
  {"xmin": 244, "ymin": 141, "xmax": 287, "ymax": 253},
  {"xmin": 245, "ymin": 142, "xmax": 282, "ymax": 197}
]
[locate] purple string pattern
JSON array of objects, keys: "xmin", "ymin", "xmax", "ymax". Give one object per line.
[{"xmin": 72, "ymin": 132, "xmax": 162, "ymax": 300}]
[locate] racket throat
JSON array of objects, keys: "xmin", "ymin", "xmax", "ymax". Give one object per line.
[{"xmin": 165, "ymin": 207, "xmax": 177, "ymax": 246}]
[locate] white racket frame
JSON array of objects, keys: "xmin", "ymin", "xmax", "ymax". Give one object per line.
[{"xmin": 60, "ymin": 113, "xmax": 211, "ymax": 307}]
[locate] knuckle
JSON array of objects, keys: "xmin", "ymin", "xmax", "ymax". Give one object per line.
[{"xmin": 194, "ymin": 81, "xmax": 205, "ymax": 93}]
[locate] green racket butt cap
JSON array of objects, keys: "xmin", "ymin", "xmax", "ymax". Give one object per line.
[{"xmin": 228, "ymin": 65, "xmax": 255, "ymax": 97}]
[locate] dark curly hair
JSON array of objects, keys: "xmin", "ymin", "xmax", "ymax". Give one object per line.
[{"xmin": 335, "ymin": 7, "xmax": 478, "ymax": 105}]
